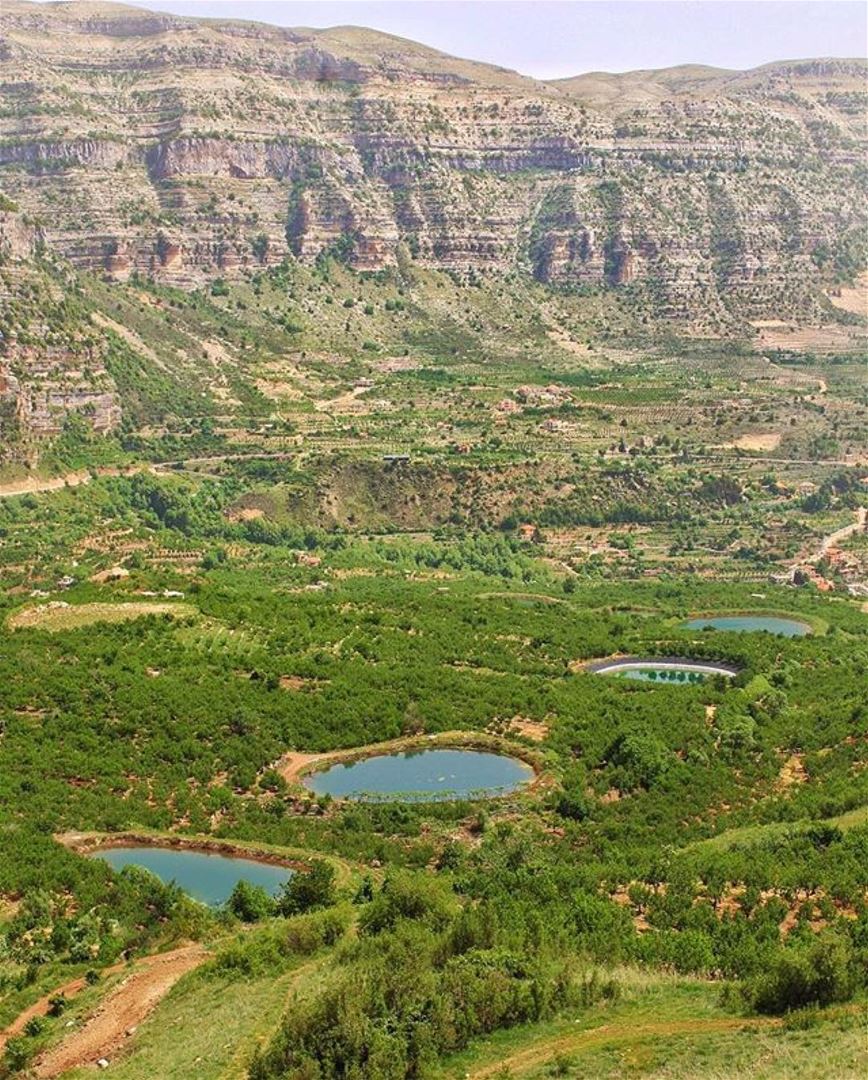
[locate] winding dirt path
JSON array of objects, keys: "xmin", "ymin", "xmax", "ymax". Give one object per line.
[
  {"xmin": 787, "ymin": 505, "xmax": 868, "ymax": 572},
  {"xmin": 30, "ymin": 944, "xmax": 207, "ymax": 1077},
  {"xmin": 0, "ymin": 964, "xmax": 122, "ymax": 1053},
  {"xmin": 468, "ymin": 1014, "xmax": 784, "ymax": 1078}
]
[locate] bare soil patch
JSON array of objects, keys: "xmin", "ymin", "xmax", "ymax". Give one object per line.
[
  {"xmin": 8, "ymin": 602, "xmax": 193, "ymax": 632},
  {"xmin": 776, "ymin": 752, "xmax": 808, "ymax": 791},
  {"xmin": 0, "ymin": 471, "xmax": 90, "ymax": 499},
  {"xmin": 255, "ymin": 378, "xmax": 305, "ymax": 400},
  {"xmin": 827, "ymin": 273, "xmax": 868, "ymax": 316},
  {"xmin": 0, "ymin": 973, "xmax": 109, "ymax": 1054},
  {"xmin": 725, "ymin": 432, "xmax": 781, "ymax": 452},
  {"xmin": 278, "ymin": 748, "xmax": 345, "ymax": 785},
  {"xmin": 279, "ymin": 675, "xmax": 328, "ymax": 692},
  {"xmin": 226, "ymin": 506, "xmax": 265, "ymax": 522},
  {"xmin": 751, "ymin": 320, "xmax": 866, "ymax": 354},
  {"xmin": 0, "ymin": 466, "xmax": 150, "ymax": 501},
  {"xmin": 32, "ymin": 945, "xmax": 207, "ymax": 1078},
  {"xmin": 505, "ymin": 717, "xmax": 550, "ymax": 743}
]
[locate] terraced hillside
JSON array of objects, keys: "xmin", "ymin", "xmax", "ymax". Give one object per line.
[{"xmin": 0, "ymin": 7, "xmax": 866, "ymax": 1079}]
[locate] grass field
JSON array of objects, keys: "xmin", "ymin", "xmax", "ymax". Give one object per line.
[
  {"xmin": 480, "ymin": 1009, "xmax": 868, "ymax": 1079},
  {"xmin": 434, "ymin": 977, "xmax": 867, "ymax": 1079},
  {"xmin": 685, "ymin": 804, "xmax": 868, "ymax": 855},
  {"xmin": 59, "ymin": 955, "xmax": 333, "ymax": 1080},
  {"xmin": 7, "ymin": 602, "xmax": 195, "ymax": 632}
]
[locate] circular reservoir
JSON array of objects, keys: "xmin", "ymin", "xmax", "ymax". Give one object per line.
[
  {"xmin": 90, "ymin": 846, "xmax": 292, "ymax": 907},
  {"xmin": 304, "ymin": 748, "xmax": 534, "ymax": 802},
  {"xmin": 589, "ymin": 657, "xmax": 738, "ymax": 683},
  {"xmin": 685, "ymin": 615, "xmax": 811, "ymax": 637}
]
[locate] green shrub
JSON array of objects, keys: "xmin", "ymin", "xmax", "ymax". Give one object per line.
[
  {"xmin": 24, "ymin": 1016, "xmax": 46, "ymax": 1037},
  {"xmin": 47, "ymin": 994, "xmax": 66, "ymax": 1017},
  {"xmin": 746, "ymin": 933, "xmax": 857, "ymax": 1014},
  {"xmin": 227, "ymin": 880, "xmax": 276, "ymax": 922},
  {"xmin": 276, "ymin": 861, "xmax": 336, "ymax": 917}
]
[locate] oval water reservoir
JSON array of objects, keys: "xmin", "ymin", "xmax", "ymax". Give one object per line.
[
  {"xmin": 90, "ymin": 846, "xmax": 293, "ymax": 907},
  {"xmin": 589, "ymin": 657, "xmax": 738, "ymax": 682},
  {"xmin": 304, "ymin": 748, "xmax": 534, "ymax": 802},
  {"xmin": 685, "ymin": 615, "xmax": 811, "ymax": 637}
]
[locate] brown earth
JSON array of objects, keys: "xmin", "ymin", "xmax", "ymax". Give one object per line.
[
  {"xmin": 725, "ymin": 432, "xmax": 782, "ymax": 452},
  {"xmin": 776, "ymin": 752, "xmax": 808, "ymax": 791},
  {"xmin": 505, "ymin": 718, "xmax": 550, "ymax": 743},
  {"xmin": 0, "ymin": 471, "xmax": 91, "ymax": 498},
  {"xmin": 0, "ymin": 965, "xmax": 123, "ymax": 1054},
  {"xmin": 0, "ymin": 945, "xmax": 207, "ymax": 1072},
  {"xmin": 32, "ymin": 944, "xmax": 207, "ymax": 1077},
  {"xmin": 827, "ymin": 273, "xmax": 868, "ymax": 316},
  {"xmin": 7, "ymin": 601, "xmax": 192, "ymax": 632},
  {"xmin": 0, "ymin": 465, "xmax": 151, "ymax": 500}
]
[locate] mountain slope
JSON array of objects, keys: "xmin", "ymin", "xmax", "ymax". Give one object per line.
[{"xmin": 0, "ymin": 1, "xmax": 865, "ymax": 332}]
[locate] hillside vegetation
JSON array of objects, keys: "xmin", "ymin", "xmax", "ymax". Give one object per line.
[{"xmin": 0, "ymin": 5, "xmax": 866, "ymax": 1079}]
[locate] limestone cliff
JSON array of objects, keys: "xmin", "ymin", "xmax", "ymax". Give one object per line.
[{"xmin": 0, "ymin": 1, "xmax": 865, "ymax": 328}]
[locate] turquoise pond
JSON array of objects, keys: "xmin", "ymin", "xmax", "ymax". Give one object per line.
[
  {"xmin": 685, "ymin": 615, "xmax": 811, "ymax": 637},
  {"xmin": 304, "ymin": 748, "xmax": 534, "ymax": 802},
  {"xmin": 90, "ymin": 847, "xmax": 292, "ymax": 907}
]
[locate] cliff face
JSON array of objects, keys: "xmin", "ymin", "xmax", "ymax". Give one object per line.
[
  {"xmin": 0, "ymin": 251, "xmax": 121, "ymax": 457},
  {"xmin": 0, "ymin": 1, "xmax": 865, "ymax": 327}
]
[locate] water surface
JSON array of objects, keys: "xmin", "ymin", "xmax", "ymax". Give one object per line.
[
  {"xmin": 591, "ymin": 658, "xmax": 736, "ymax": 682},
  {"xmin": 305, "ymin": 748, "xmax": 533, "ymax": 802},
  {"xmin": 91, "ymin": 846, "xmax": 292, "ymax": 907},
  {"xmin": 685, "ymin": 615, "xmax": 811, "ymax": 637},
  {"xmin": 618, "ymin": 667, "xmax": 711, "ymax": 683}
]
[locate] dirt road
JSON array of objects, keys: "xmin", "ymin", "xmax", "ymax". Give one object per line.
[
  {"xmin": 818, "ymin": 506, "xmax": 867, "ymax": 558},
  {"xmin": 0, "ymin": 471, "xmax": 92, "ymax": 499},
  {"xmin": 0, "ymin": 465, "xmax": 151, "ymax": 500},
  {"xmin": 787, "ymin": 505, "xmax": 868, "ymax": 571},
  {"xmin": 31, "ymin": 944, "xmax": 207, "ymax": 1078},
  {"xmin": 0, "ymin": 965, "xmax": 122, "ymax": 1053}
]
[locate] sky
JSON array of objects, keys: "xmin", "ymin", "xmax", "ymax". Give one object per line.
[{"xmin": 51, "ymin": 1, "xmax": 868, "ymax": 78}]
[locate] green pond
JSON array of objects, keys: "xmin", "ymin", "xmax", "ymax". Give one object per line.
[
  {"xmin": 618, "ymin": 667, "xmax": 711, "ymax": 683},
  {"xmin": 685, "ymin": 615, "xmax": 811, "ymax": 637},
  {"xmin": 592, "ymin": 659, "xmax": 736, "ymax": 682},
  {"xmin": 305, "ymin": 748, "xmax": 534, "ymax": 802},
  {"xmin": 90, "ymin": 846, "xmax": 293, "ymax": 907}
]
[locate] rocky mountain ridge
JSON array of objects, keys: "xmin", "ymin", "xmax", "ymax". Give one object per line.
[{"xmin": 0, "ymin": 1, "xmax": 866, "ymax": 330}]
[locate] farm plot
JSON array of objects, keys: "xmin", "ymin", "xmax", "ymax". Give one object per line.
[{"xmin": 8, "ymin": 602, "xmax": 195, "ymax": 632}]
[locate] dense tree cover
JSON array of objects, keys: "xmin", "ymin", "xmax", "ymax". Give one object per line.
[{"xmin": 0, "ymin": 479, "xmax": 866, "ymax": 1077}]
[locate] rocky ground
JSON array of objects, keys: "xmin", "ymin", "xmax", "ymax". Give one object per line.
[{"xmin": 0, "ymin": 1, "xmax": 865, "ymax": 332}]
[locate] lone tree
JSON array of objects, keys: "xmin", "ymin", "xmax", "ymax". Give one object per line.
[
  {"xmin": 227, "ymin": 880, "xmax": 275, "ymax": 923},
  {"xmin": 276, "ymin": 860, "xmax": 336, "ymax": 916}
]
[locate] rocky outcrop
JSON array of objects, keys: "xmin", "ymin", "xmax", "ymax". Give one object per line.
[
  {"xmin": 0, "ymin": 264, "xmax": 121, "ymax": 455},
  {"xmin": 0, "ymin": 337, "xmax": 121, "ymax": 440},
  {"xmin": 0, "ymin": 1, "xmax": 864, "ymax": 325}
]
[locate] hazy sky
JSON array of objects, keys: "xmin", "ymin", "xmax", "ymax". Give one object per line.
[{"xmin": 87, "ymin": 1, "xmax": 867, "ymax": 78}]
